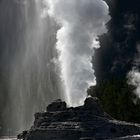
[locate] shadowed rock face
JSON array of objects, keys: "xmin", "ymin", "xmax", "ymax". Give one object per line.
[
  {"xmin": 47, "ymin": 99, "xmax": 67, "ymax": 112},
  {"xmin": 18, "ymin": 97, "xmax": 140, "ymax": 140}
]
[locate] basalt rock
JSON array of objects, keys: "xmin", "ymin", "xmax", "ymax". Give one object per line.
[{"xmin": 19, "ymin": 97, "xmax": 140, "ymax": 140}]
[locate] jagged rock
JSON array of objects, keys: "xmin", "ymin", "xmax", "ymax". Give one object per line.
[
  {"xmin": 18, "ymin": 97, "xmax": 140, "ymax": 140},
  {"xmin": 46, "ymin": 99, "xmax": 67, "ymax": 112},
  {"xmin": 84, "ymin": 97, "xmax": 104, "ymax": 116},
  {"xmin": 17, "ymin": 130, "xmax": 28, "ymax": 139}
]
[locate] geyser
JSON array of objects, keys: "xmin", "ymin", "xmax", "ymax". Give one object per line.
[
  {"xmin": 46, "ymin": 0, "xmax": 110, "ymax": 106},
  {"xmin": 0, "ymin": 0, "xmax": 110, "ymax": 134},
  {"xmin": 1, "ymin": 0, "xmax": 62, "ymax": 134}
]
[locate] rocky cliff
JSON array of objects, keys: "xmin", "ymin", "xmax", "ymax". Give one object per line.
[{"xmin": 18, "ymin": 97, "xmax": 140, "ymax": 140}]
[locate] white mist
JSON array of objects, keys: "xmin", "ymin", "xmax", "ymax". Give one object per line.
[
  {"xmin": 7, "ymin": 0, "xmax": 62, "ymax": 133},
  {"xmin": 46, "ymin": 0, "xmax": 110, "ymax": 106}
]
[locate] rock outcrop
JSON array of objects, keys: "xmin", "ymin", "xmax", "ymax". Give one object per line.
[
  {"xmin": 18, "ymin": 97, "xmax": 140, "ymax": 140},
  {"xmin": 46, "ymin": 99, "xmax": 67, "ymax": 112}
]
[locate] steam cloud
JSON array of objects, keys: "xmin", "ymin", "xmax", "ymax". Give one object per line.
[
  {"xmin": 128, "ymin": 44, "xmax": 140, "ymax": 99},
  {"xmin": 128, "ymin": 70, "xmax": 140, "ymax": 98},
  {"xmin": 46, "ymin": 0, "xmax": 110, "ymax": 106}
]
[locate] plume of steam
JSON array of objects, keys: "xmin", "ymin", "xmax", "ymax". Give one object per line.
[
  {"xmin": 128, "ymin": 69, "xmax": 140, "ymax": 98},
  {"xmin": 128, "ymin": 44, "xmax": 140, "ymax": 99},
  {"xmin": 46, "ymin": 0, "xmax": 110, "ymax": 106}
]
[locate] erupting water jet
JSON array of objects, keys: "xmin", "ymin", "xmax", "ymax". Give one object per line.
[{"xmin": 46, "ymin": 0, "xmax": 110, "ymax": 106}]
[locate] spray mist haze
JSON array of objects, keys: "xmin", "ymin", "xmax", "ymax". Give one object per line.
[
  {"xmin": 46, "ymin": 0, "xmax": 110, "ymax": 106},
  {"xmin": 0, "ymin": 0, "xmax": 63, "ymax": 133}
]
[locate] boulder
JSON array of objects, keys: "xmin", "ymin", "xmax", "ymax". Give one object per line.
[
  {"xmin": 47, "ymin": 99, "xmax": 67, "ymax": 112},
  {"xmin": 84, "ymin": 97, "xmax": 104, "ymax": 115}
]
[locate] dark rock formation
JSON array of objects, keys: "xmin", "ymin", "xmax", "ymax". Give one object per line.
[
  {"xmin": 18, "ymin": 97, "xmax": 140, "ymax": 140},
  {"xmin": 84, "ymin": 97, "xmax": 104, "ymax": 116},
  {"xmin": 47, "ymin": 99, "xmax": 67, "ymax": 112}
]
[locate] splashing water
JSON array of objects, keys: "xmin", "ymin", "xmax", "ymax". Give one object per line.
[{"xmin": 46, "ymin": 0, "xmax": 110, "ymax": 106}]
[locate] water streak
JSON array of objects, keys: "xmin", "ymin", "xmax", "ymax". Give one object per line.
[{"xmin": 2, "ymin": 0, "xmax": 62, "ymax": 134}]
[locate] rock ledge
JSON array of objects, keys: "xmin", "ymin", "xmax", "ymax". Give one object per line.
[{"xmin": 18, "ymin": 97, "xmax": 140, "ymax": 140}]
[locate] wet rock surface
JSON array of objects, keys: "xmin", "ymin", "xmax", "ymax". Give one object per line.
[{"xmin": 18, "ymin": 97, "xmax": 140, "ymax": 140}]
